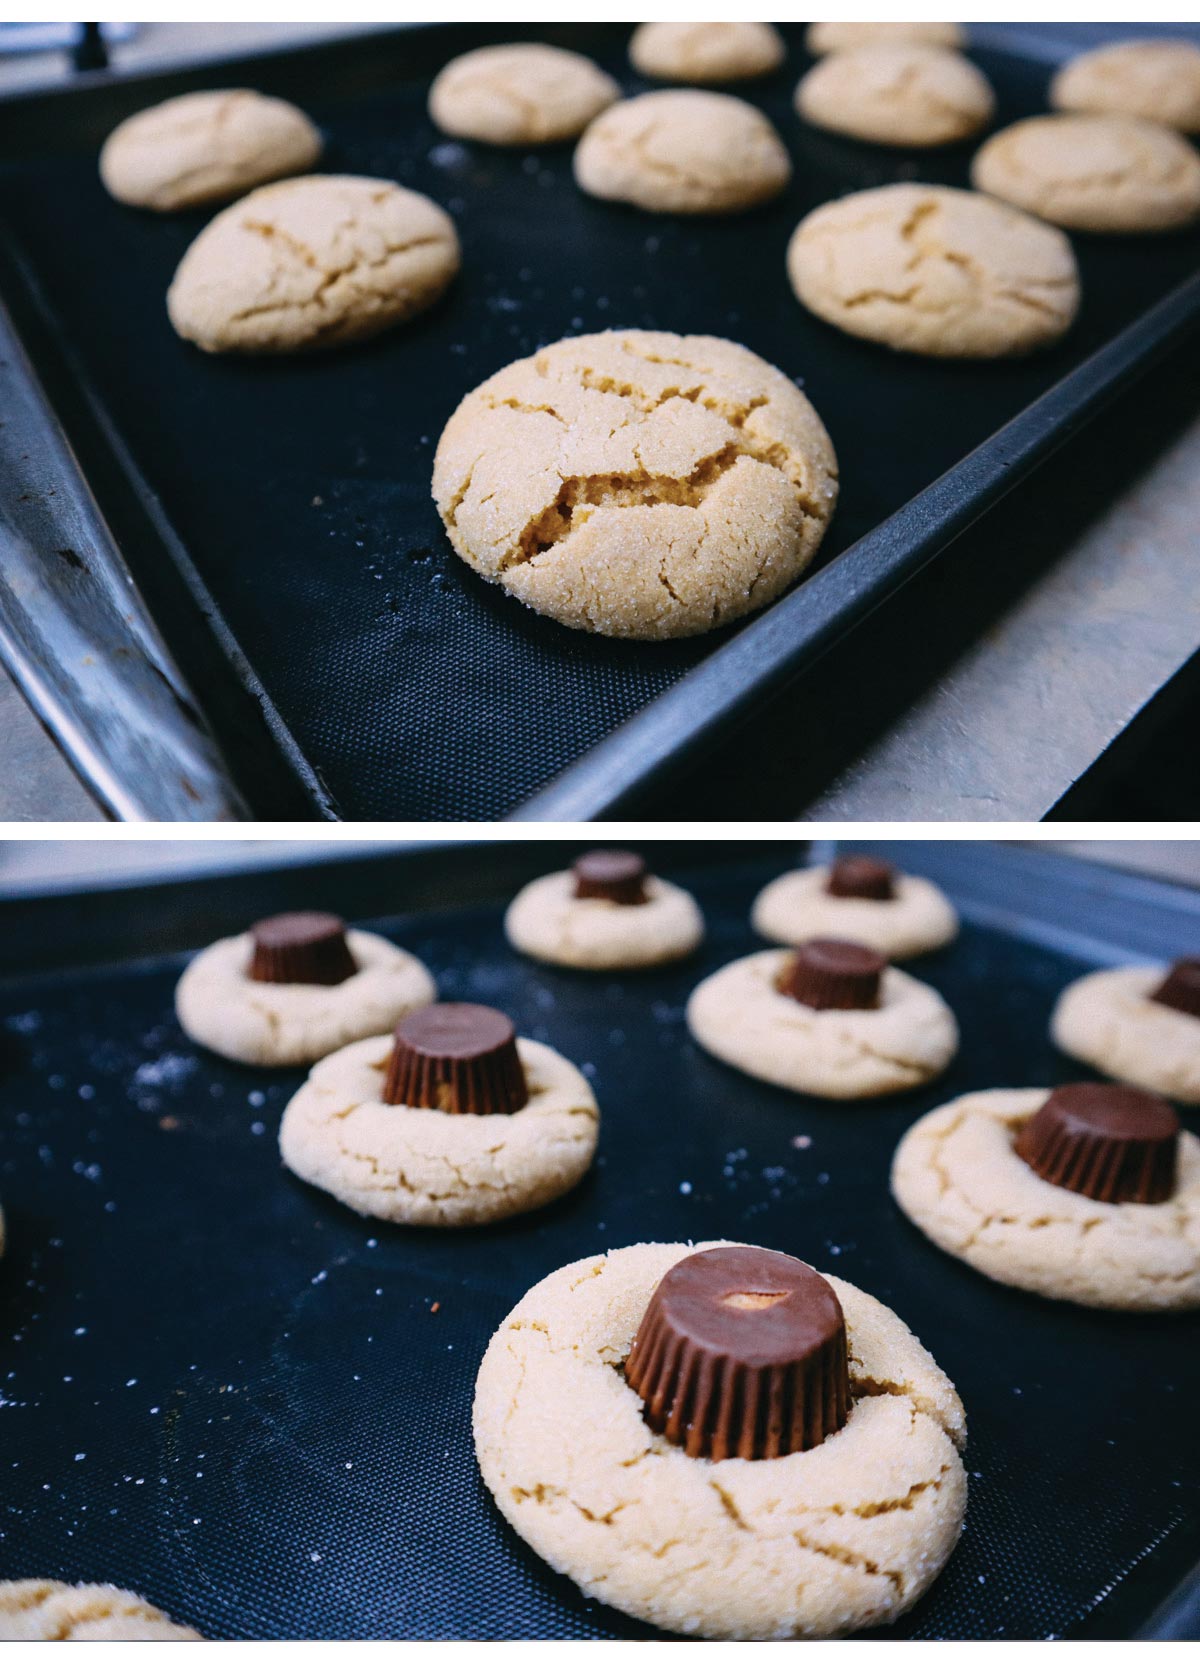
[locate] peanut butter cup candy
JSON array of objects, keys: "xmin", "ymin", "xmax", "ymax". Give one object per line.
[
  {"xmin": 249, "ymin": 912, "xmax": 357, "ymax": 986},
  {"xmin": 778, "ymin": 939, "xmax": 885, "ymax": 1011},
  {"xmin": 625, "ymin": 1246, "xmax": 851, "ymax": 1460},
  {"xmin": 573, "ymin": 849, "xmax": 649, "ymax": 906},
  {"xmin": 1150, "ymin": 958, "xmax": 1200, "ymax": 1022},
  {"xmin": 1015, "ymin": 1082, "xmax": 1180, "ymax": 1205},
  {"xmin": 383, "ymin": 1003, "xmax": 528, "ymax": 1115},
  {"xmin": 825, "ymin": 855, "xmax": 896, "ymax": 902}
]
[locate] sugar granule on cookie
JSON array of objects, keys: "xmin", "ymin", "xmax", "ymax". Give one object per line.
[
  {"xmin": 752, "ymin": 857, "xmax": 959, "ymax": 958},
  {"xmin": 505, "ymin": 850, "xmax": 704, "ymax": 969},
  {"xmin": 1051, "ymin": 957, "xmax": 1200, "ymax": 1103}
]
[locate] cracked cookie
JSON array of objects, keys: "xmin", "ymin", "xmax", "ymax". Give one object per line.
[
  {"xmin": 752, "ymin": 857, "xmax": 958, "ymax": 960},
  {"xmin": 100, "ymin": 88, "xmax": 321, "ymax": 212},
  {"xmin": 429, "ymin": 43, "xmax": 619, "ymax": 146},
  {"xmin": 574, "ymin": 89, "xmax": 792, "ymax": 214},
  {"xmin": 1051, "ymin": 38, "xmax": 1200, "ymax": 135},
  {"xmin": 892, "ymin": 1086, "xmax": 1200, "ymax": 1310},
  {"xmin": 972, "ymin": 114, "xmax": 1200, "ymax": 233},
  {"xmin": 806, "ymin": 21, "xmax": 965, "ymax": 56},
  {"xmin": 787, "ymin": 183, "xmax": 1080, "ymax": 358},
  {"xmin": 175, "ymin": 912, "xmax": 436, "ymax": 1067},
  {"xmin": 167, "ymin": 174, "xmax": 460, "ymax": 354},
  {"xmin": 279, "ymin": 1003, "xmax": 599, "ymax": 1226},
  {"xmin": 687, "ymin": 942, "xmax": 958, "ymax": 1098},
  {"xmin": 795, "ymin": 44, "xmax": 994, "ymax": 148},
  {"xmin": 473, "ymin": 1239, "xmax": 967, "ymax": 1639},
  {"xmin": 1051, "ymin": 960, "xmax": 1200, "ymax": 1103},
  {"xmin": 505, "ymin": 850, "xmax": 704, "ymax": 969},
  {"xmin": 0, "ymin": 1580, "xmax": 200, "ymax": 1640},
  {"xmin": 432, "ymin": 329, "xmax": 838, "ymax": 638},
  {"xmin": 629, "ymin": 22, "xmax": 786, "ymax": 84}
]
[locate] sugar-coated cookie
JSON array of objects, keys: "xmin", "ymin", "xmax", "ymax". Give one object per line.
[
  {"xmin": 474, "ymin": 1240, "xmax": 966, "ymax": 1639},
  {"xmin": 100, "ymin": 88, "xmax": 321, "ymax": 212},
  {"xmin": 432, "ymin": 329, "xmax": 838, "ymax": 639},
  {"xmin": 752, "ymin": 861, "xmax": 958, "ymax": 959},
  {"xmin": 629, "ymin": 22, "xmax": 785, "ymax": 84},
  {"xmin": 279, "ymin": 1019, "xmax": 598, "ymax": 1226},
  {"xmin": 176, "ymin": 921, "xmax": 436, "ymax": 1067},
  {"xmin": 1051, "ymin": 38, "xmax": 1200, "ymax": 135},
  {"xmin": 1051, "ymin": 963, "xmax": 1200, "ymax": 1103},
  {"xmin": 167, "ymin": 175, "xmax": 459, "ymax": 354},
  {"xmin": 972, "ymin": 114, "xmax": 1200, "ymax": 233},
  {"xmin": 0, "ymin": 1581, "xmax": 200, "ymax": 1640},
  {"xmin": 795, "ymin": 44, "xmax": 994, "ymax": 148},
  {"xmin": 787, "ymin": 183, "xmax": 1080, "ymax": 358},
  {"xmin": 429, "ymin": 43, "xmax": 619, "ymax": 146},
  {"xmin": 806, "ymin": 21, "xmax": 965, "ymax": 56},
  {"xmin": 687, "ymin": 946, "xmax": 958, "ymax": 1098},
  {"xmin": 892, "ymin": 1088, "xmax": 1200, "ymax": 1310},
  {"xmin": 505, "ymin": 853, "xmax": 704, "ymax": 969},
  {"xmin": 574, "ymin": 90, "xmax": 792, "ymax": 215}
]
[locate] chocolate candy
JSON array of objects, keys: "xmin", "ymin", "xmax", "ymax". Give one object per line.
[
  {"xmin": 625, "ymin": 1246, "xmax": 850, "ymax": 1460},
  {"xmin": 573, "ymin": 850, "xmax": 648, "ymax": 906},
  {"xmin": 777, "ymin": 939, "xmax": 884, "ymax": 1011},
  {"xmin": 826, "ymin": 855, "xmax": 896, "ymax": 902},
  {"xmin": 382, "ymin": 1003, "xmax": 528, "ymax": 1115},
  {"xmin": 1014, "ymin": 1083, "xmax": 1180, "ymax": 1205},
  {"xmin": 1150, "ymin": 958, "xmax": 1200, "ymax": 1022},
  {"xmin": 248, "ymin": 912, "xmax": 357, "ymax": 986}
]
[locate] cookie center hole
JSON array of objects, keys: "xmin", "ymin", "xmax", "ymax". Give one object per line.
[{"xmin": 721, "ymin": 1290, "xmax": 787, "ymax": 1310}]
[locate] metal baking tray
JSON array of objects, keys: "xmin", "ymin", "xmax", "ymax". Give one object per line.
[
  {"xmin": 2, "ymin": 26, "xmax": 1199, "ymax": 820},
  {"xmin": 0, "ymin": 838, "xmax": 1197, "ymax": 1638}
]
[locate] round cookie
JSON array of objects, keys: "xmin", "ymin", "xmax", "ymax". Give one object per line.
[
  {"xmin": 787, "ymin": 183, "xmax": 1081, "ymax": 358},
  {"xmin": 99, "ymin": 88, "xmax": 321, "ymax": 212},
  {"xmin": 0, "ymin": 1581, "xmax": 199, "ymax": 1640},
  {"xmin": 1051, "ymin": 963, "xmax": 1200, "ymax": 1103},
  {"xmin": 428, "ymin": 43, "xmax": 619, "ymax": 146},
  {"xmin": 972, "ymin": 114, "xmax": 1200, "ymax": 234},
  {"xmin": 573, "ymin": 90, "xmax": 792, "ymax": 215},
  {"xmin": 892, "ymin": 1088, "xmax": 1200, "ymax": 1310},
  {"xmin": 1050, "ymin": 38, "xmax": 1200, "ymax": 135},
  {"xmin": 505, "ymin": 866, "xmax": 704, "ymax": 969},
  {"xmin": 432, "ymin": 329, "xmax": 838, "ymax": 639},
  {"xmin": 752, "ymin": 864, "xmax": 958, "ymax": 959},
  {"xmin": 629, "ymin": 22, "xmax": 786, "ymax": 84},
  {"xmin": 806, "ymin": 22, "xmax": 965, "ymax": 56},
  {"xmin": 176, "ymin": 925, "xmax": 436, "ymax": 1068},
  {"xmin": 279, "ymin": 1028, "xmax": 598, "ymax": 1226},
  {"xmin": 687, "ymin": 947, "xmax": 958, "ymax": 1098},
  {"xmin": 474, "ymin": 1240, "xmax": 967, "ymax": 1640},
  {"xmin": 167, "ymin": 175, "xmax": 460, "ymax": 355},
  {"xmin": 795, "ymin": 45, "xmax": 994, "ymax": 148}
]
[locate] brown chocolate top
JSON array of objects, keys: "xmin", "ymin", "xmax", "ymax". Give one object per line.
[
  {"xmin": 625, "ymin": 1246, "xmax": 850, "ymax": 1461},
  {"xmin": 826, "ymin": 855, "xmax": 896, "ymax": 902},
  {"xmin": 777, "ymin": 938, "xmax": 885, "ymax": 1012},
  {"xmin": 573, "ymin": 849, "xmax": 648, "ymax": 906},
  {"xmin": 248, "ymin": 912, "xmax": 357, "ymax": 986},
  {"xmin": 1150, "ymin": 958, "xmax": 1200, "ymax": 1022},
  {"xmin": 1014, "ymin": 1082, "xmax": 1180, "ymax": 1205},
  {"xmin": 382, "ymin": 1002, "xmax": 528, "ymax": 1116}
]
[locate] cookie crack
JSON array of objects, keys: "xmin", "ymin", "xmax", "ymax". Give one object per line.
[{"xmin": 791, "ymin": 1529, "xmax": 905, "ymax": 1595}]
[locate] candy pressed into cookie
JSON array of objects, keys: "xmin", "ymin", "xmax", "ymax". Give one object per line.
[
  {"xmin": 574, "ymin": 90, "xmax": 792, "ymax": 215},
  {"xmin": 1051, "ymin": 958, "xmax": 1200, "ymax": 1103},
  {"xmin": 100, "ymin": 88, "xmax": 321, "ymax": 212},
  {"xmin": 687, "ymin": 939, "xmax": 958, "ymax": 1098},
  {"xmin": 0, "ymin": 1580, "xmax": 200, "ymax": 1640},
  {"xmin": 795, "ymin": 44, "xmax": 994, "ymax": 148},
  {"xmin": 429, "ymin": 43, "xmax": 619, "ymax": 146},
  {"xmin": 175, "ymin": 911, "xmax": 436, "ymax": 1067},
  {"xmin": 972, "ymin": 115, "xmax": 1200, "ymax": 234},
  {"xmin": 474, "ymin": 1240, "xmax": 967, "ymax": 1639},
  {"xmin": 167, "ymin": 175, "xmax": 460, "ymax": 354},
  {"xmin": 752, "ymin": 856, "xmax": 959, "ymax": 960},
  {"xmin": 787, "ymin": 183, "xmax": 1081, "ymax": 358},
  {"xmin": 505, "ymin": 849, "xmax": 704, "ymax": 969},
  {"xmin": 892, "ymin": 1084, "xmax": 1200, "ymax": 1310},
  {"xmin": 279, "ymin": 1002, "xmax": 599, "ymax": 1226},
  {"xmin": 629, "ymin": 22, "xmax": 786, "ymax": 84},
  {"xmin": 806, "ymin": 21, "xmax": 965, "ymax": 56},
  {"xmin": 432, "ymin": 329, "xmax": 838, "ymax": 639},
  {"xmin": 1050, "ymin": 38, "xmax": 1200, "ymax": 135}
]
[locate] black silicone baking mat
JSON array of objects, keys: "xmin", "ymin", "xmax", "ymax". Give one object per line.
[
  {"xmin": 0, "ymin": 840, "xmax": 1197, "ymax": 1640},
  {"xmin": 2, "ymin": 26, "xmax": 1199, "ymax": 820}
]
